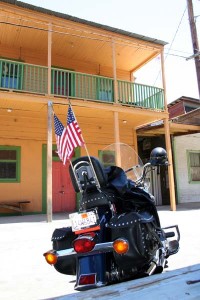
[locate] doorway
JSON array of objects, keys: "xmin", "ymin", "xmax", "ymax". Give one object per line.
[
  {"xmin": 52, "ymin": 161, "xmax": 75, "ymax": 212},
  {"xmin": 42, "ymin": 145, "xmax": 80, "ymax": 214}
]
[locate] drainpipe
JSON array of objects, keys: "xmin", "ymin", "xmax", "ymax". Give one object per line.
[
  {"xmin": 161, "ymin": 50, "xmax": 176, "ymax": 211},
  {"xmin": 47, "ymin": 23, "xmax": 52, "ymax": 222}
]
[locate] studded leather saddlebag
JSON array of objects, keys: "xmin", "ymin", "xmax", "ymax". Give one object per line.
[
  {"xmin": 51, "ymin": 227, "xmax": 76, "ymax": 275},
  {"xmin": 108, "ymin": 211, "xmax": 160, "ymax": 270}
]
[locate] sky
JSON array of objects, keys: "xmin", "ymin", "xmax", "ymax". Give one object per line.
[{"xmin": 22, "ymin": 0, "xmax": 200, "ymax": 103}]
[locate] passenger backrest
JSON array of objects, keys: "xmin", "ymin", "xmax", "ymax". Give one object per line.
[{"xmin": 69, "ymin": 156, "xmax": 108, "ymax": 192}]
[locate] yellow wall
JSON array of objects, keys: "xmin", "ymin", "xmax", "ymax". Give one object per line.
[
  {"xmin": 0, "ymin": 114, "xmax": 136, "ymax": 214},
  {"xmin": 0, "ymin": 139, "xmax": 43, "ymax": 213}
]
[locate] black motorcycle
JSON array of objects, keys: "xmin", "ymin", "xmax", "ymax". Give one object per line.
[{"xmin": 44, "ymin": 143, "xmax": 180, "ymax": 290}]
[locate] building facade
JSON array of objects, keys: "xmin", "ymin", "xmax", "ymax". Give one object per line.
[{"xmin": 0, "ymin": 0, "xmax": 175, "ymax": 215}]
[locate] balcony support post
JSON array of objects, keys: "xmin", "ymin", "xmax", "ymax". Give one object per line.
[
  {"xmin": 112, "ymin": 38, "xmax": 118, "ymax": 103},
  {"xmin": 161, "ymin": 50, "xmax": 176, "ymax": 210},
  {"xmin": 164, "ymin": 118, "xmax": 176, "ymax": 211},
  {"xmin": 47, "ymin": 23, "xmax": 53, "ymax": 222},
  {"xmin": 112, "ymin": 38, "xmax": 121, "ymax": 165},
  {"xmin": 160, "ymin": 50, "xmax": 167, "ymax": 111}
]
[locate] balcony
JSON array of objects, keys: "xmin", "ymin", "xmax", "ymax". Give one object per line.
[{"xmin": 0, "ymin": 59, "xmax": 164, "ymax": 111}]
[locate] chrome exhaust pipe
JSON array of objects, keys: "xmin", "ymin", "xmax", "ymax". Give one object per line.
[{"xmin": 145, "ymin": 261, "xmax": 158, "ymax": 275}]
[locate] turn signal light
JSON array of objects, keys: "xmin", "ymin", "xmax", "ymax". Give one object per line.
[
  {"xmin": 113, "ymin": 239, "xmax": 129, "ymax": 254},
  {"xmin": 43, "ymin": 251, "xmax": 58, "ymax": 265},
  {"xmin": 73, "ymin": 237, "xmax": 95, "ymax": 253}
]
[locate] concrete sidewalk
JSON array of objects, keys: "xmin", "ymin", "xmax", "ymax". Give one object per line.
[{"xmin": 0, "ymin": 203, "xmax": 199, "ymax": 300}]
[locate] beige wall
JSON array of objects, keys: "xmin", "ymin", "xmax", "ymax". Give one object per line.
[
  {"xmin": 0, "ymin": 139, "xmax": 43, "ymax": 213},
  {"xmin": 0, "ymin": 114, "xmax": 136, "ymax": 214}
]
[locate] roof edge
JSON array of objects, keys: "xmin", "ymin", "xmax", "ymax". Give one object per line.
[{"xmin": 1, "ymin": 0, "xmax": 168, "ymax": 46}]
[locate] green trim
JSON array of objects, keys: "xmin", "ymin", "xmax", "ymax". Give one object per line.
[
  {"xmin": 0, "ymin": 58, "xmax": 164, "ymax": 110},
  {"xmin": 98, "ymin": 149, "xmax": 116, "ymax": 167},
  {"xmin": 42, "ymin": 145, "xmax": 80, "ymax": 214},
  {"xmin": 187, "ymin": 150, "xmax": 200, "ymax": 184},
  {"xmin": 0, "ymin": 146, "xmax": 21, "ymax": 183}
]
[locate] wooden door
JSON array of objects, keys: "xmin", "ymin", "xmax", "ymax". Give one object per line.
[{"xmin": 52, "ymin": 161, "xmax": 76, "ymax": 212}]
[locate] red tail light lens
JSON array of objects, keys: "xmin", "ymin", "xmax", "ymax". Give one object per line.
[
  {"xmin": 79, "ymin": 274, "xmax": 96, "ymax": 285},
  {"xmin": 73, "ymin": 237, "xmax": 95, "ymax": 253}
]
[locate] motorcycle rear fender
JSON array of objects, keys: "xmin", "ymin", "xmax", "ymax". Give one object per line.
[{"xmin": 49, "ymin": 242, "xmax": 113, "ymax": 287}]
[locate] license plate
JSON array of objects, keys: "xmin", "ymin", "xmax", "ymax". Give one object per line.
[{"xmin": 69, "ymin": 210, "xmax": 99, "ymax": 232}]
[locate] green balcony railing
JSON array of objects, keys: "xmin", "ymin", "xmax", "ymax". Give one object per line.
[
  {"xmin": 51, "ymin": 68, "xmax": 114, "ymax": 102},
  {"xmin": 118, "ymin": 80, "xmax": 164, "ymax": 110},
  {"xmin": 0, "ymin": 59, "xmax": 165, "ymax": 110}
]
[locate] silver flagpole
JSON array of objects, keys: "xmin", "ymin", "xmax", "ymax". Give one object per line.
[{"xmin": 68, "ymin": 102, "xmax": 101, "ymax": 190}]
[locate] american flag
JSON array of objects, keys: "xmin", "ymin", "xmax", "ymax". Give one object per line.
[{"xmin": 54, "ymin": 106, "xmax": 84, "ymax": 164}]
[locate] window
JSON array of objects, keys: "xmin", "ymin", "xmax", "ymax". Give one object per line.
[
  {"xmin": 0, "ymin": 146, "xmax": 21, "ymax": 182},
  {"xmin": 185, "ymin": 106, "xmax": 198, "ymax": 114},
  {"xmin": 187, "ymin": 151, "xmax": 200, "ymax": 182},
  {"xmin": 98, "ymin": 150, "xmax": 116, "ymax": 167},
  {"xmin": 0, "ymin": 61, "xmax": 23, "ymax": 90}
]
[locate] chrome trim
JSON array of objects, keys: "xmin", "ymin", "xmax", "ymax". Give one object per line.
[{"xmin": 54, "ymin": 241, "xmax": 114, "ymax": 258}]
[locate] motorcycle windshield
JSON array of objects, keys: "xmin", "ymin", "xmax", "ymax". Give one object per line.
[{"xmin": 100, "ymin": 143, "xmax": 144, "ymax": 182}]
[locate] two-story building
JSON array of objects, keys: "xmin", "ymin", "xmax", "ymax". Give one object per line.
[{"xmin": 0, "ymin": 0, "xmax": 176, "ymax": 216}]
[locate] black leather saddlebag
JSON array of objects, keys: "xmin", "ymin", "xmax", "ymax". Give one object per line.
[
  {"xmin": 108, "ymin": 211, "xmax": 160, "ymax": 270},
  {"xmin": 51, "ymin": 227, "xmax": 76, "ymax": 275}
]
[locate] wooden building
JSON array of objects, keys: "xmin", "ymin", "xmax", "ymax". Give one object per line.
[
  {"xmin": 168, "ymin": 96, "xmax": 200, "ymax": 119},
  {"xmin": 137, "ymin": 97, "xmax": 200, "ymax": 206},
  {"xmin": 0, "ymin": 0, "xmax": 176, "ymax": 216}
]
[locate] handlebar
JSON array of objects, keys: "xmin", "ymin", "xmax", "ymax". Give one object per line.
[{"xmin": 125, "ymin": 162, "xmax": 152, "ymax": 187}]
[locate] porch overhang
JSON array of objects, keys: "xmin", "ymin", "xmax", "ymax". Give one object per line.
[
  {"xmin": 0, "ymin": 1, "xmax": 166, "ymax": 73},
  {"xmin": 137, "ymin": 121, "xmax": 200, "ymax": 136},
  {"xmin": 0, "ymin": 90, "xmax": 168, "ymax": 138}
]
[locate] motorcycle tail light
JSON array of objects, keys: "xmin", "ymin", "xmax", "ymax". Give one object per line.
[
  {"xmin": 43, "ymin": 251, "xmax": 58, "ymax": 265},
  {"xmin": 79, "ymin": 274, "xmax": 96, "ymax": 285},
  {"xmin": 113, "ymin": 239, "xmax": 129, "ymax": 254},
  {"xmin": 73, "ymin": 237, "xmax": 95, "ymax": 253}
]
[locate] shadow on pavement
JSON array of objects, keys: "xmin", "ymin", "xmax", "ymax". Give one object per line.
[
  {"xmin": 0, "ymin": 203, "xmax": 199, "ymax": 224},
  {"xmin": 0, "ymin": 213, "xmax": 69, "ymax": 224}
]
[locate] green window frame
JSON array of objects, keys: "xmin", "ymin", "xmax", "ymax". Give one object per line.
[
  {"xmin": 0, "ymin": 146, "xmax": 21, "ymax": 183},
  {"xmin": 98, "ymin": 150, "xmax": 116, "ymax": 167},
  {"xmin": 187, "ymin": 150, "xmax": 200, "ymax": 183}
]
